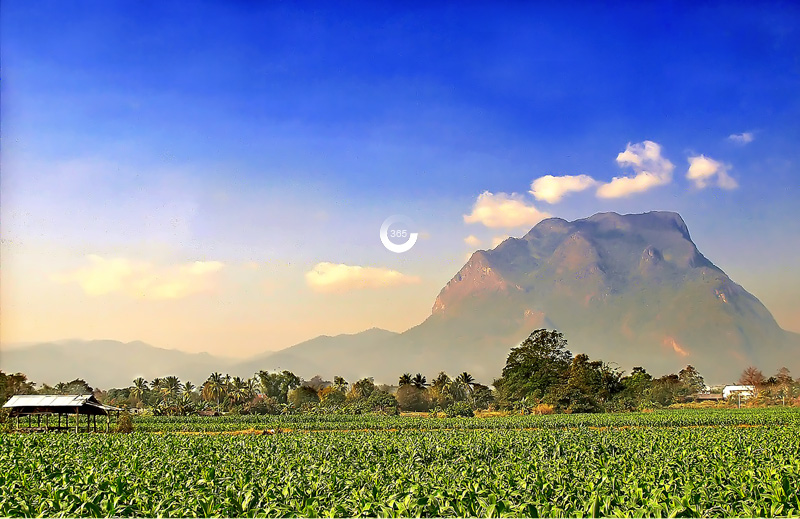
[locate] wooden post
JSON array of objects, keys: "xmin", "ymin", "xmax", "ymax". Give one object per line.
[
  {"xmin": 106, "ymin": 413, "xmax": 110, "ymax": 433},
  {"xmin": 75, "ymin": 408, "xmax": 79, "ymax": 433}
]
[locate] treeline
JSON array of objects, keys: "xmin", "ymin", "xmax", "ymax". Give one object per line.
[{"xmin": 2, "ymin": 329, "xmax": 799, "ymax": 416}]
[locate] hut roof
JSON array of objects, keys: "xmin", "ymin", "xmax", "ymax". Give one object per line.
[{"xmin": 2, "ymin": 394, "xmax": 121, "ymax": 416}]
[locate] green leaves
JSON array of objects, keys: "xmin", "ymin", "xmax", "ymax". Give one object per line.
[{"xmin": 1, "ymin": 409, "xmax": 799, "ymax": 517}]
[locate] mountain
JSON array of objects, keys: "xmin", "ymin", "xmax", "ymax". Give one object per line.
[
  {"xmin": 248, "ymin": 211, "xmax": 797, "ymax": 384},
  {"xmin": 0, "ymin": 340, "xmax": 233, "ymax": 389},
  {"xmin": 3, "ymin": 211, "xmax": 796, "ymax": 387}
]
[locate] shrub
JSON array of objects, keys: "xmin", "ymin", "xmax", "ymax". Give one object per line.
[
  {"xmin": 445, "ymin": 401, "xmax": 474, "ymax": 418},
  {"xmin": 115, "ymin": 411, "xmax": 133, "ymax": 433},
  {"xmin": 533, "ymin": 403, "xmax": 555, "ymax": 415}
]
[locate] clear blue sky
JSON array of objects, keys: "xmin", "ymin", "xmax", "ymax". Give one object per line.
[{"xmin": 2, "ymin": 1, "xmax": 799, "ymax": 356}]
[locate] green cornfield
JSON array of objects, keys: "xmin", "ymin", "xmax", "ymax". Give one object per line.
[{"xmin": 1, "ymin": 410, "xmax": 799, "ymax": 517}]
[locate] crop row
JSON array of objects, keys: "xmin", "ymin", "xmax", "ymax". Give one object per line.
[
  {"xmin": 132, "ymin": 407, "xmax": 800, "ymax": 432},
  {"xmin": 2, "ymin": 425, "xmax": 799, "ymax": 517}
]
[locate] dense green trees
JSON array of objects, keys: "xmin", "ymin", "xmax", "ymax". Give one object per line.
[
  {"xmin": 493, "ymin": 329, "xmax": 572, "ymax": 406},
  {"xmin": 4, "ymin": 329, "xmax": 799, "ymax": 418}
]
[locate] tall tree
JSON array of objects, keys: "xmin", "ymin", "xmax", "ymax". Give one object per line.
[
  {"xmin": 411, "ymin": 373, "xmax": 428, "ymax": 390},
  {"xmin": 130, "ymin": 378, "xmax": 149, "ymax": 403},
  {"xmin": 774, "ymin": 367, "xmax": 794, "ymax": 402},
  {"xmin": 739, "ymin": 366, "xmax": 766, "ymax": 396},
  {"xmin": 494, "ymin": 329, "xmax": 572, "ymax": 404},
  {"xmin": 202, "ymin": 372, "xmax": 226, "ymax": 411},
  {"xmin": 182, "ymin": 381, "xmax": 196, "ymax": 398},
  {"xmin": 333, "ymin": 376, "xmax": 349, "ymax": 392},
  {"xmin": 456, "ymin": 372, "xmax": 476, "ymax": 393},
  {"xmin": 678, "ymin": 365, "xmax": 706, "ymax": 394},
  {"xmin": 398, "ymin": 373, "xmax": 412, "ymax": 387}
]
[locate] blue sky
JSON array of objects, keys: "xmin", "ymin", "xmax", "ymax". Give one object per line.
[{"xmin": 2, "ymin": 1, "xmax": 799, "ymax": 356}]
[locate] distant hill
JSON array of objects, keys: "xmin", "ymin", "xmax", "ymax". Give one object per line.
[
  {"xmin": 0, "ymin": 340, "xmax": 233, "ymax": 389},
  {"xmin": 232, "ymin": 328, "xmax": 400, "ymax": 381},
  {"xmin": 3, "ymin": 211, "xmax": 797, "ymax": 388}
]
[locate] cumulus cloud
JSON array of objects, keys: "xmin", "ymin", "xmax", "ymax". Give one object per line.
[
  {"xmin": 687, "ymin": 155, "xmax": 738, "ymax": 190},
  {"xmin": 728, "ymin": 132, "xmax": 754, "ymax": 144},
  {"xmin": 530, "ymin": 174, "xmax": 598, "ymax": 203},
  {"xmin": 464, "ymin": 235, "xmax": 481, "ymax": 247},
  {"xmin": 55, "ymin": 255, "xmax": 224, "ymax": 299},
  {"xmin": 463, "ymin": 191, "xmax": 550, "ymax": 229},
  {"xmin": 596, "ymin": 141, "xmax": 674, "ymax": 198},
  {"xmin": 305, "ymin": 262, "xmax": 421, "ymax": 293}
]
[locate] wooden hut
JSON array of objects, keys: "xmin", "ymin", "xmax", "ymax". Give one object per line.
[{"xmin": 2, "ymin": 394, "xmax": 122, "ymax": 433}]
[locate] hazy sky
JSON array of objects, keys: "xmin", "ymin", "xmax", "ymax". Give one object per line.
[{"xmin": 2, "ymin": 2, "xmax": 799, "ymax": 358}]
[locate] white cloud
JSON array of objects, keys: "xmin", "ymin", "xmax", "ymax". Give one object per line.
[
  {"xmin": 55, "ymin": 255, "xmax": 224, "ymax": 299},
  {"xmin": 305, "ymin": 262, "xmax": 421, "ymax": 293},
  {"xmin": 728, "ymin": 132, "xmax": 754, "ymax": 144},
  {"xmin": 687, "ymin": 155, "xmax": 738, "ymax": 190},
  {"xmin": 491, "ymin": 235, "xmax": 510, "ymax": 248},
  {"xmin": 596, "ymin": 141, "xmax": 674, "ymax": 198},
  {"xmin": 463, "ymin": 191, "xmax": 550, "ymax": 229},
  {"xmin": 530, "ymin": 174, "xmax": 598, "ymax": 203},
  {"xmin": 464, "ymin": 235, "xmax": 481, "ymax": 247}
]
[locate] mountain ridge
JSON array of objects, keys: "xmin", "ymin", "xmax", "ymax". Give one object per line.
[{"xmin": 3, "ymin": 211, "xmax": 797, "ymax": 387}]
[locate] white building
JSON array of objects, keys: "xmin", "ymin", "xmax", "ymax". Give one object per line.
[{"xmin": 723, "ymin": 385, "xmax": 755, "ymax": 400}]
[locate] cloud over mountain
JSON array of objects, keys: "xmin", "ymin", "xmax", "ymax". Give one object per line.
[
  {"xmin": 687, "ymin": 155, "xmax": 738, "ymax": 190},
  {"xmin": 530, "ymin": 174, "xmax": 598, "ymax": 203},
  {"xmin": 463, "ymin": 191, "xmax": 550, "ymax": 228},
  {"xmin": 597, "ymin": 141, "xmax": 674, "ymax": 198}
]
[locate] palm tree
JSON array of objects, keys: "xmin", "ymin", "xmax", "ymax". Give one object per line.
[
  {"xmin": 456, "ymin": 372, "xmax": 476, "ymax": 393},
  {"xmin": 183, "ymin": 381, "xmax": 196, "ymax": 398},
  {"xmin": 164, "ymin": 376, "xmax": 182, "ymax": 394},
  {"xmin": 202, "ymin": 372, "xmax": 226, "ymax": 411},
  {"xmin": 411, "ymin": 373, "xmax": 428, "ymax": 390},
  {"xmin": 130, "ymin": 378, "xmax": 149, "ymax": 402},
  {"xmin": 398, "ymin": 373, "xmax": 412, "ymax": 387},
  {"xmin": 333, "ymin": 376, "xmax": 348, "ymax": 392},
  {"xmin": 230, "ymin": 376, "xmax": 249, "ymax": 405},
  {"xmin": 151, "ymin": 378, "xmax": 163, "ymax": 393}
]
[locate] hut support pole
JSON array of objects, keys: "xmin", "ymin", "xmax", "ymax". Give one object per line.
[
  {"xmin": 75, "ymin": 408, "xmax": 79, "ymax": 433},
  {"xmin": 106, "ymin": 413, "xmax": 110, "ymax": 433}
]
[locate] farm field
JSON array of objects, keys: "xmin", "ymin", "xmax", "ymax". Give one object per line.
[
  {"xmin": 1, "ymin": 409, "xmax": 799, "ymax": 517},
  {"xmin": 132, "ymin": 407, "xmax": 800, "ymax": 432}
]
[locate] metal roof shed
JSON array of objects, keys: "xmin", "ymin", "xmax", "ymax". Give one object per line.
[{"xmin": 3, "ymin": 394, "xmax": 122, "ymax": 433}]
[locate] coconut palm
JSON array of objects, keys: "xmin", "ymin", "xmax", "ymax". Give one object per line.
[
  {"xmin": 182, "ymin": 381, "xmax": 196, "ymax": 398},
  {"xmin": 163, "ymin": 376, "xmax": 182, "ymax": 396},
  {"xmin": 333, "ymin": 376, "xmax": 348, "ymax": 392},
  {"xmin": 398, "ymin": 373, "xmax": 413, "ymax": 386},
  {"xmin": 456, "ymin": 372, "xmax": 476, "ymax": 393},
  {"xmin": 202, "ymin": 372, "xmax": 226, "ymax": 411},
  {"xmin": 130, "ymin": 378, "xmax": 149, "ymax": 402},
  {"xmin": 411, "ymin": 373, "xmax": 428, "ymax": 390}
]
